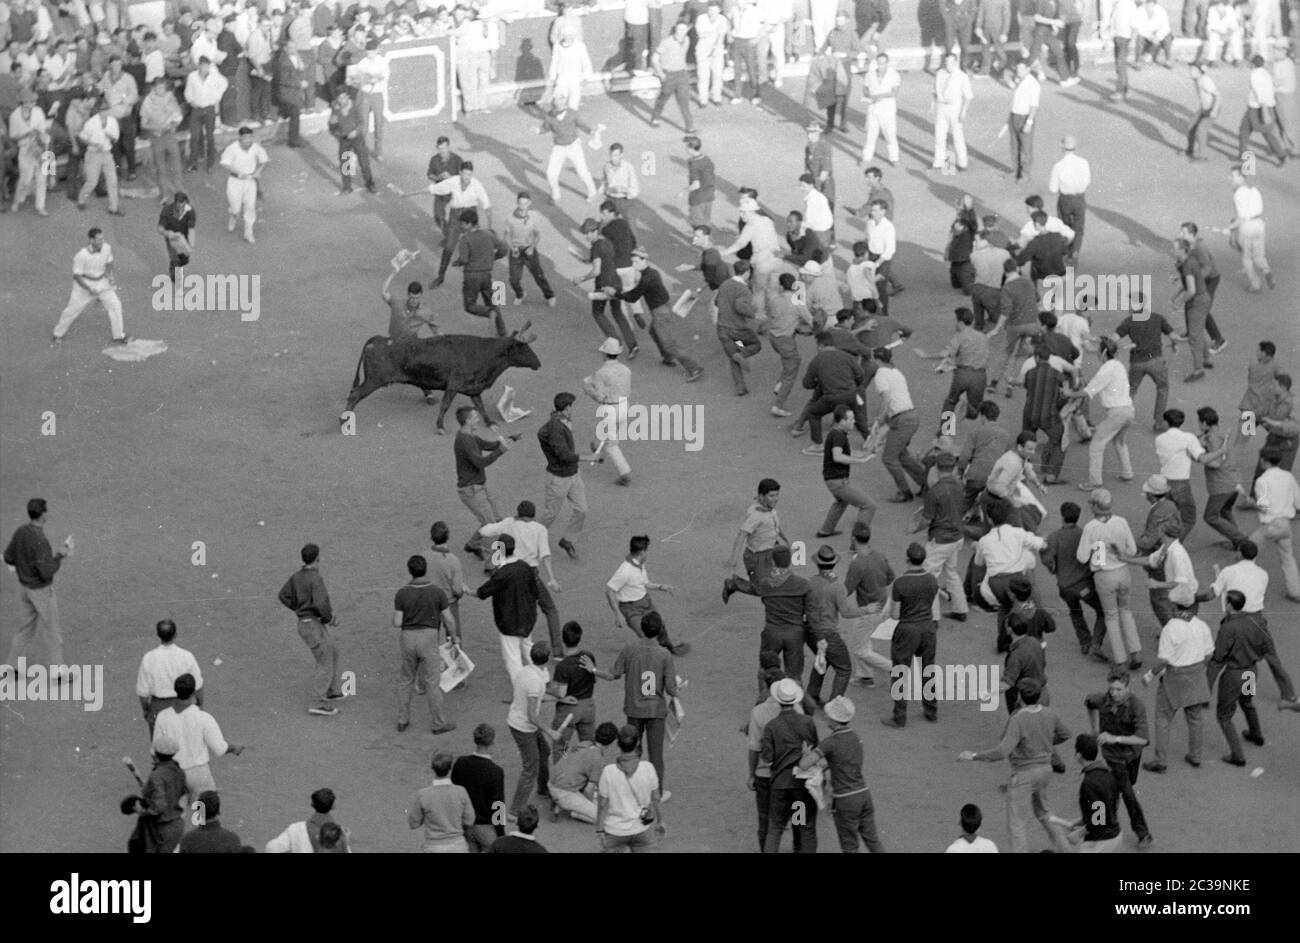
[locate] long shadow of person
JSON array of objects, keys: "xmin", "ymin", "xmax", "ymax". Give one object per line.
[{"xmin": 514, "ymin": 38, "xmax": 547, "ymax": 107}]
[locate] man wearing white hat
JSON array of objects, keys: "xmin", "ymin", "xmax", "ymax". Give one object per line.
[
  {"xmin": 1048, "ymin": 135, "xmax": 1089, "ymax": 259},
  {"xmin": 1140, "ymin": 586, "xmax": 1213, "ymax": 772},
  {"xmin": 759, "ymin": 677, "xmax": 819, "ymax": 853},
  {"xmin": 125, "ymin": 734, "xmax": 187, "ymax": 854},
  {"xmin": 798, "ymin": 694, "xmax": 886, "ymax": 852},
  {"xmin": 582, "ymin": 338, "xmax": 632, "ymax": 485},
  {"xmin": 799, "ymin": 258, "xmax": 843, "ymax": 329}
]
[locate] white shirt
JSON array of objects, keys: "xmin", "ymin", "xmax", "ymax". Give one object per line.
[
  {"xmin": 1254, "ymin": 467, "xmax": 1300, "ymax": 523},
  {"xmin": 934, "ymin": 67, "xmax": 973, "ymax": 108},
  {"xmin": 1048, "ymin": 152, "xmax": 1091, "ymax": 195},
  {"xmin": 348, "ymin": 53, "xmax": 390, "ymax": 93},
  {"xmin": 72, "ymin": 244, "xmax": 113, "ymax": 281},
  {"xmin": 1009, "ymin": 74, "xmax": 1041, "ymax": 115},
  {"xmin": 1209, "ymin": 560, "xmax": 1268, "ymax": 612},
  {"xmin": 1111, "ymin": 0, "xmax": 1137, "ymax": 38},
  {"xmin": 428, "ymin": 175, "xmax": 491, "ymax": 209},
  {"xmin": 1135, "ymin": 3, "xmax": 1171, "ymax": 40},
  {"xmin": 866, "ymin": 216, "xmax": 896, "ymax": 261},
  {"xmin": 190, "ymin": 32, "xmax": 225, "ymax": 66},
  {"xmin": 864, "ymin": 66, "xmax": 901, "ymax": 109},
  {"xmin": 506, "ymin": 663, "xmax": 547, "ymax": 733},
  {"xmin": 1083, "ymin": 360, "xmax": 1133, "ymax": 410},
  {"xmin": 185, "ymin": 69, "xmax": 229, "ymax": 109},
  {"xmin": 946, "ymin": 836, "xmax": 999, "ymax": 853},
  {"xmin": 846, "ymin": 258, "xmax": 879, "ymax": 301},
  {"xmin": 803, "ymin": 188, "xmax": 834, "ymax": 232},
  {"xmin": 7, "ymin": 105, "xmax": 48, "ymax": 145},
  {"xmin": 624, "ymin": 0, "xmax": 649, "ymax": 25},
  {"xmin": 220, "ymin": 141, "xmax": 270, "ymax": 177},
  {"xmin": 607, "ymin": 559, "xmax": 650, "ymax": 603},
  {"xmin": 1078, "ymin": 515, "xmax": 1137, "ymax": 572},
  {"xmin": 1206, "ymin": 4, "xmax": 1239, "ymax": 34},
  {"xmin": 1155, "ymin": 428, "xmax": 1205, "ymax": 480},
  {"xmin": 152, "ymin": 704, "xmax": 229, "ymax": 770},
  {"xmin": 1156, "ymin": 616, "xmax": 1214, "ymax": 668},
  {"xmin": 693, "ymin": 13, "xmax": 730, "ymax": 58},
  {"xmin": 265, "ymin": 821, "xmax": 318, "ymax": 854},
  {"xmin": 1232, "ymin": 184, "xmax": 1264, "ymax": 221},
  {"xmin": 1018, "ymin": 216, "xmax": 1075, "ymax": 244},
  {"xmin": 1055, "ymin": 312, "xmax": 1092, "ymax": 352},
  {"xmin": 975, "ymin": 524, "xmax": 1046, "ymax": 576},
  {"xmin": 1146, "ymin": 539, "xmax": 1197, "ymax": 597},
  {"xmin": 730, "ymin": 2, "xmax": 763, "ymax": 39},
  {"xmin": 479, "ymin": 517, "xmax": 551, "ymax": 567},
  {"xmin": 78, "ymin": 112, "xmax": 119, "ymax": 151},
  {"xmin": 1018, "ymin": 352, "xmax": 1073, "ymax": 381},
  {"xmin": 143, "ymin": 49, "xmax": 166, "ymax": 83},
  {"xmin": 597, "ymin": 759, "xmax": 659, "ymax": 836},
  {"xmin": 873, "ymin": 365, "xmax": 914, "ymax": 417},
  {"xmin": 136, "ymin": 643, "xmax": 204, "ymax": 698},
  {"xmin": 1248, "ymin": 66, "xmax": 1277, "ymax": 109}
]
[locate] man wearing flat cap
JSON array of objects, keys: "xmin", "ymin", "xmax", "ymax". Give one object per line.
[
  {"xmin": 1140, "ymin": 586, "xmax": 1213, "ymax": 773},
  {"xmin": 125, "ymin": 735, "xmax": 187, "ymax": 853},
  {"xmin": 805, "ymin": 543, "xmax": 865, "ymax": 704},
  {"xmin": 1132, "ymin": 474, "xmax": 1185, "ymax": 628}
]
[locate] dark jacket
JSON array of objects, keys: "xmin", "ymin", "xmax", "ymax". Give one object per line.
[
  {"xmin": 476, "ymin": 560, "xmax": 541, "ymax": 636},
  {"xmin": 1078, "ymin": 759, "xmax": 1121, "ymax": 842},
  {"xmin": 537, "ymin": 412, "xmax": 580, "ymax": 477},
  {"xmin": 3, "ymin": 523, "xmax": 62, "ymax": 589}
]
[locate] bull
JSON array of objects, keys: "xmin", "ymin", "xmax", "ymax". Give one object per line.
[{"xmin": 343, "ymin": 323, "xmax": 541, "ymax": 432}]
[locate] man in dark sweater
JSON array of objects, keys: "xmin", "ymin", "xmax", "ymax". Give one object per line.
[
  {"xmin": 1068, "ymin": 733, "xmax": 1122, "ymax": 852},
  {"xmin": 453, "ymin": 207, "xmax": 509, "ymax": 336},
  {"xmin": 277, "ymin": 542, "xmax": 343, "ymax": 717},
  {"xmin": 488, "ymin": 804, "xmax": 549, "ymax": 852},
  {"xmin": 724, "ymin": 545, "xmax": 813, "ymax": 680},
  {"xmin": 1084, "ymin": 668, "xmax": 1153, "ymax": 849},
  {"xmin": 1042, "ymin": 501, "xmax": 1106, "ymax": 655},
  {"xmin": 476, "ymin": 533, "xmax": 542, "ymax": 678},
  {"xmin": 537, "ymin": 392, "xmax": 588, "ymax": 561},
  {"xmin": 714, "ymin": 259, "xmax": 762, "ymax": 395},
  {"xmin": 178, "ymin": 791, "xmax": 243, "ymax": 853},
  {"xmin": 621, "ymin": 247, "xmax": 703, "ymax": 380},
  {"xmin": 796, "ymin": 333, "xmax": 868, "ymax": 452},
  {"xmin": 882, "ymin": 543, "xmax": 940, "ymax": 728},
  {"xmin": 451, "ymin": 723, "xmax": 508, "ymax": 852},
  {"xmin": 454, "ymin": 405, "xmax": 510, "ymax": 562},
  {"xmin": 125, "ymin": 736, "xmax": 187, "ymax": 854},
  {"xmin": 3, "ymin": 498, "xmax": 72, "ymax": 672},
  {"xmin": 760, "ymin": 677, "xmax": 820, "ymax": 853},
  {"xmin": 1015, "ymin": 212, "xmax": 1070, "ymax": 284}
]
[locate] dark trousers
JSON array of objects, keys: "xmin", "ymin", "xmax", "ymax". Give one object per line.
[
  {"xmin": 949, "ymin": 260, "xmax": 975, "ymax": 293},
  {"xmin": 113, "ymin": 113, "xmax": 138, "ymax": 174},
  {"xmin": 1009, "ymin": 112, "xmax": 1033, "ymax": 180},
  {"xmin": 281, "ymin": 104, "xmax": 302, "ymax": 146},
  {"xmin": 825, "ymin": 96, "xmax": 848, "ymax": 131},
  {"xmin": 1238, "ymin": 107, "xmax": 1288, "ymax": 161},
  {"xmin": 1187, "ymin": 108, "xmax": 1213, "ymax": 157},
  {"xmin": 943, "ymin": 366, "xmax": 986, "ymax": 419},
  {"xmin": 807, "ymin": 630, "xmax": 851, "ymax": 702},
  {"xmin": 732, "ymin": 37, "xmax": 762, "ymax": 99},
  {"xmin": 832, "ymin": 789, "xmax": 886, "ymax": 852},
  {"xmin": 754, "ymin": 775, "xmax": 772, "ymax": 850},
  {"xmin": 989, "ymin": 572, "xmax": 1023, "ymax": 652},
  {"xmin": 650, "ymin": 70, "xmax": 693, "ymax": 129},
  {"xmin": 618, "ymin": 596, "xmax": 676, "ymax": 651},
  {"xmin": 1059, "ymin": 578, "xmax": 1105, "ymax": 651},
  {"xmin": 463, "ymin": 269, "xmax": 506, "ymax": 335},
  {"xmin": 1062, "ymin": 21, "xmax": 1081, "ymax": 76},
  {"xmin": 762, "ymin": 625, "xmax": 807, "ymax": 680},
  {"xmin": 805, "ymin": 390, "xmax": 869, "ymax": 444},
  {"xmin": 628, "ymin": 715, "xmax": 667, "ymax": 789},
  {"xmin": 624, "ymin": 22, "xmax": 650, "ymax": 70},
  {"xmin": 645, "ymin": 305, "xmax": 700, "ymax": 373},
  {"xmin": 509, "ymin": 726, "xmax": 550, "ymax": 815},
  {"xmin": 1030, "ymin": 24, "xmax": 1068, "ymax": 81},
  {"xmin": 338, "ymin": 137, "xmax": 374, "ymax": 190},
  {"xmin": 1167, "ymin": 477, "xmax": 1197, "ymax": 541},
  {"xmin": 971, "ymin": 284, "xmax": 1001, "ymax": 331},
  {"xmin": 533, "ymin": 569, "xmax": 562, "ymax": 649},
  {"xmin": 717, "ymin": 325, "xmax": 763, "ymax": 394},
  {"xmin": 1128, "ymin": 357, "xmax": 1169, "ymax": 426},
  {"xmin": 507, "ymin": 248, "xmax": 554, "ymax": 300},
  {"xmin": 187, "ymin": 106, "xmax": 217, "ymax": 170},
  {"xmin": 890, "ymin": 622, "xmax": 938, "ymax": 724},
  {"xmin": 1203, "ymin": 491, "xmax": 1244, "ymax": 547},
  {"xmin": 1056, "ymin": 193, "xmax": 1086, "ymax": 256},
  {"xmin": 1216, "ymin": 668, "xmax": 1261, "ymax": 762},
  {"xmin": 219, "ymin": 80, "xmax": 239, "ymax": 125},
  {"xmin": 1024, "ymin": 414, "xmax": 1066, "ymax": 479},
  {"xmin": 1104, "ymin": 754, "xmax": 1151, "ymax": 840},
  {"xmin": 1114, "ymin": 37, "xmax": 1130, "ymax": 94},
  {"xmin": 594, "ymin": 297, "xmax": 639, "ymax": 353},
  {"xmin": 437, "ymin": 224, "xmax": 463, "ymax": 280},
  {"xmin": 249, "ymin": 75, "xmax": 272, "ymax": 121},
  {"xmin": 1150, "ymin": 587, "xmax": 1174, "ymax": 628},
  {"xmin": 882, "ymin": 410, "xmax": 927, "ymax": 497},
  {"xmin": 763, "ymin": 784, "xmax": 817, "ymax": 853}
]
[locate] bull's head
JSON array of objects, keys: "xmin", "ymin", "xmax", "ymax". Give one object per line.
[{"xmin": 507, "ymin": 321, "xmax": 542, "ymax": 370}]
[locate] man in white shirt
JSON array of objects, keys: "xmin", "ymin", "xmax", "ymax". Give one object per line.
[
  {"xmin": 872, "ymin": 346, "xmax": 927, "ymax": 502},
  {"xmin": 244, "ymin": 13, "xmax": 275, "ymax": 125},
  {"xmin": 730, "ymin": 0, "xmax": 765, "ymax": 104},
  {"xmin": 1140, "ymin": 586, "xmax": 1213, "ymax": 771},
  {"xmin": 141, "ymin": 31, "xmax": 166, "ymax": 84},
  {"xmin": 7, "ymin": 89, "xmax": 48, "ymax": 216},
  {"xmin": 99, "ymin": 54, "xmax": 139, "ymax": 180},
  {"xmin": 184, "ymin": 57, "xmax": 228, "ymax": 173},
  {"xmin": 136, "ymin": 618, "xmax": 204, "ymax": 736},
  {"xmin": 1239, "ymin": 53, "xmax": 1289, "ymax": 164},
  {"xmin": 1066, "ymin": 338, "xmax": 1133, "ymax": 490},
  {"xmin": 723, "ymin": 198, "xmax": 781, "ymax": 320},
  {"xmin": 75, "ymin": 98, "xmax": 123, "ymax": 213},
  {"xmin": 1198, "ymin": 539, "xmax": 1269, "ymax": 612},
  {"xmin": 348, "ymin": 39, "xmax": 389, "ymax": 158},
  {"xmin": 986, "ymin": 432, "xmax": 1045, "ymax": 503},
  {"xmin": 757, "ymin": 0, "xmax": 792, "ymax": 89},
  {"xmin": 455, "ymin": 8, "xmax": 498, "ymax": 115},
  {"xmin": 1155, "ymin": 407, "xmax": 1227, "ymax": 538},
  {"xmin": 861, "ymin": 51, "xmax": 901, "ymax": 164},
  {"xmin": 945, "ymin": 803, "xmax": 1000, "ymax": 852},
  {"xmin": 1048, "ymin": 135, "xmax": 1090, "ymax": 257},
  {"xmin": 605, "ymin": 534, "xmax": 687, "ymax": 653},
  {"xmin": 1006, "ymin": 61, "xmax": 1040, "ymax": 182},
  {"xmin": 547, "ymin": 26, "xmax": 593, "ymax": 111},
  {"xmin": 428, "ymin": 163, "xmax": 492, "ymax": 287},
  {"xmin": 974, "ymin": 501, "xmax": 1046, "ymax": 651},
  {"xmin": 799, "ymin": 171, "xmax": 834, "ymax": 246},
  {"xmin": 1076, "ymin": 489, "xmax": 1143, "ymax": 668},
  {"xmin": 864, "ymin": 200, "xmax": 897, "ymax": 310},
  {"xmin": 480, "ymin": 501, "xmax": 562, "ymax": 649},
  {"xmin": 152, "ymin": 672, "xmax": 244, "ymax": 800},
  {"xmin": 1017, "ymin": 194, "xmax": 1075, "ymax": 245},
  {"xmin": 265, "ymin": 788, "xmax": 350, "ymax": 853},
  {"xmin": 1108, "ymin": 0, "xmax": 1138, "ymax": 100},
  {"xmin": 52, "ymin": 227, "xmax": 129, "ymax": 345},
  {"xmin": 1128, "ymin": 518, "xmax": 1198, "ymax": 621},
  {"xmin": 693, "ymin": 1, "xmax": 729, "ymax": 106},
  {"xmin": 596, "ymin": 723, "xmax": 664, "ymax": 852},
  {"xmin": 1250, "ymin": 447, "xmax": 1300, "ymax": 599},
  {"xmin": 932, "ymin": 52, "xmax": 973, "ymax": 171},
  {"xmin": 1227, "ymin": 166, "xmax": 1272, "ymax": 292},
  {"xmin": 506, "ymin": 643, "xmax": 561, "ymax": 818},
  {"xmin": 1134, "ymin": 0, "xmax": 1173, "ymax": 66},
  {"xmin": 219, "ymin": 126, "xmax": 269, "ymax": 244}
]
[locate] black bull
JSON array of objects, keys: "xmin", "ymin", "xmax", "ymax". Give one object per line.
[{"xmin": 343, "ymin": 330, "xmax": 540, "ymax": 430}]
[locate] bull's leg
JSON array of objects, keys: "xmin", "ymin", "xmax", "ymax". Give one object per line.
[
  {"xmin": 433, "ymin": 387, "xmax": 460, "ymax": 434},
  {"xmin": 471, "ymin": 393, "xmax": 494, "ymax": 431},
  {"xmin": 343, "ymin": 376, "xmax": 387, "ymax": 417}
]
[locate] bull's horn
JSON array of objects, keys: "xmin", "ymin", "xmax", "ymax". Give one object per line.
[{"xmin": 519, "ymin": 320, "xmax": 532, "ymax": 335}]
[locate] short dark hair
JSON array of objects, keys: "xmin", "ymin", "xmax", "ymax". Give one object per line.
[
  {"xmin": 906, "ymin": 542, "xmax": 926, "ymax": 565},
  {"xmin": 1197, "ymin": 406, "xmax": 1219, "ymax": 427},
  {"xmin": 778, "ymin": 272, "xmax": 797, "ymax": 291},
  {"xmin": 431, "ymin": 752, "xmax": 454, "ymax": 776},
  {"xmin": 406, "ymin": 281, "xmax": 423, "ymax": 295},
  {"xmin": 515, "ymin": 804, "xmax": 540, "ymax": 834},
  {"xmin": 853, "ymin": 524, "xmax": 872, "ymax": 544},
  {"xmin": 459, "ymin": 207, "xmax": 479, "ymax": 227},
  {"xmin": 1038, "ymin": 310, "xmax": 1057, "ymax": 330},
  {"xmin": 1107, "ymin": 666, "xmax": 1131, "ymax": 684},
  {"xmin": 407, "ymin": 554, "xmax": 428, "ymax": 577},
  {"xmin": 598, "ymin": 199, "xmax": 617, "ymax": 215},
  {"xmin": 833, "ymin": 404, "xmax": 853, "ymax": 423},
  {"xmin": 732, "ymin": 259, "xmax": 751, "ymax": 276},
  {"xmin": 1238, "ymin": 540, "xmax": 1258, "ymax": 560},
  {"xmin": 1016, "ymin": 431, "xmax": 1037, "ymax": 447},
  {"xmin": 641, "ymin": 611, "xmax": 664, "ymax": 639},
  {"xmin": 758, "ymin": 478, "xmax": 780, "ymax": 496},
  {"xmin": 772, "ymin": 545, "xmax": 792, "ymax": 567},
  {"xmin": 1075, "ymin": 733, "xmax": 1099, "ymax": 761},
  {"xmin": 1276, "ymin": 373, "xmax": 1293, "ymax": 391},
  {"xmin": 561, "ymin": 621, "xmax": 582, "ymax": 647},
  {"xmin": 496, "ymin": 533, "xmax": 516, "ymax": 554},
  {"xmin": 1163, "ymin": 409, "xmax": 1185, "ymax": 428},
  {"xmin": 692, "ymin": 224, "xmax": 712, "ymax": 236},
  {"xmin": 26, "ymin": 498, "xmax": 47, "ymax": 520},
  {"xmin": 955, "ymin": 307, "xmax": 973, "ymax": 326},
  {"xmin": 156, "ymin": 619, "xmax": 177, "ymax": 643},
  {"xmin": 436, "ymin": 135, "xmax": 450, "ymax": 145},
  {"xmin": 1259, "ymin": 341, "xmax": 1276, "ymax": 358},
  {"xmin": 516, "ymin": 500, "xmax": 536, "ymax": 518},
  {"xmin": 1025, "ymin": 195, "xmax": 1045, "ymax": 210},
  {"xmin": 554, "ymin": 391, "xmax": 576, "ymax": 411},
  {"xmin": 461, "ymin": 161, "xmax": 474, "ymax": 172},
  {"xmin": 1060, "ymin": 501, "xmax": 1080, "ymax": 524},
  {"xmin": 617, "ymin": 725, "xmax": 641, "ymax": 752},
  {"xmin": 629, "ymin": 535, "xmax": 650, "ymax": 555},
  {"xmin": 174, "ymin": 673, "xmax": 197, "ymax": 699},
  {"xmin": 1260, "ymin": 447, "xmax": 1285, "ymax": 466},
  {"xmin": 874, "ymin": 346, "xmax": 892, "ymax": 364},
  {"xmin": 595, "ymin": 722, "xmax": 619, "ymax": 746},
  {"xmin": 1224, "ymin": 589, "xmax": 1246, "ymax": 611},
  {"xmin": 1019, "ymin": 681, "xmax": 1042, "ymax": 705},
  {"xmin": 197, "ymin": 790, "xmax": 220, "ymax": 819},
  {"xmin": 318, "ymin": 822, "xmax": 344, "ymax": 849},
  {"xmin": 960, "ymin": 803, "xmax": 983, "ymax": 833},
  {"xmin": 301, "ymin": 543, "xmax": 320, "ymax": 565},
  {"xmin": 310, "ymin": 788, "xmax": 336, "ymax": 813},
  {"xmin": 814, "ymin": 331, "xmax": 834, "ymax": 347},
  {"xmin": 530, "ymin": 643, "xmax": 551, "ymax": 665},
  {"xmin": 456, "ymin": 405, "xmax": 477, "ymax": 425},
  {"xmin": 979, "ymin": 401, "xmax": 1001, "ymax": 421},
  {"xmin": 473, "ymin": 723, "xmax": 496, "ymax": 747},
  {"xmin": 430, "ymin": 521, "xmax": 450, "ymax": 544}
]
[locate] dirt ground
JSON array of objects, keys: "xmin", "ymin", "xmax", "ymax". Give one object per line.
[{"xmin": 2, "ymin": 60, "xmax": 1298, "ymax": 853}]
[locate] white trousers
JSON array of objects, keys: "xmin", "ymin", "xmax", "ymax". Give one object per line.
[
  {"xmin": 863, "ymin": 103, "xmax": 899, "ymax": 163},
  {"xmin": 597, "ymin": 430, "xmax": 631, "ymax": 477},
  {"xmin": 13, "ymin": 148, "xmax": 48, "ymax": 211},
  {"xmin": 500, "ymin": 633, "xmax": 534, "ymax": 681},
  {"xmin": 809, "ymin": 0, "xmax": 837, "ymax": 51},
  {"xmin": 546, "ymin": 141, "xmax": 596, "ymax": 200},
  {"xmin": 54, "ymin": 283, "xmax": 125, "ymax": 340},
  {"xmin": 226, "ymin": 177, "xmax": 257, "ymax": 237},
  {"xmin": 549, "ymin": 784, "xmax": 598, "ymax": 822},
  {"xmin": 934, "ymin": 107, "xmax": 968, "ymax": 168},
  {"xmin": 698, "ymin": 49, "xmax": 726, "ymax": 103}
]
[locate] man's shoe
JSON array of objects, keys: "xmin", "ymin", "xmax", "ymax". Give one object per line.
[
  {"xmin": 1051, "ymin": 755, "xmax": 1067, "ymax": 773},
  {"xmin": 308, "ymin": 706, "xmax": 339, "ymax": 716},
  {"xmin": 923, "ymin": 712, "xmax": 938, "ymax": 723},
  {"xmin": 1137, "ymin": 835, "xmax": 1154, "ymax": 850},
  {"xmin": 1141, "ymin": 761, "xmax": 1167, "ymax": 773},
  {"xmin": 801, "ymin": 444, "xmax": 823, "ymax": 456},
  {"xmin": 626, "ymin": 346, "xmax": 640, "ymax": 361},
  {"xmin": 325, "ymin": 691, "xmax": 346, "ymax": 700},
  {"xmin": 616, "ymin": 474, "xmax": 631, "ymax": 486},
  {"xmin": 396, "ymin": 721, "xmax": 410, "ymax": 732},
  {"xmin": 1264, "ymin": 272, "xmax": 1275, "ymax": 289},
  {"xmin": 1243, "ymin": 730, "xmax": 1265, "ymax": 746},
  {"xmin": 943, "ymin": 611, "xmax": 968, "ymax": 622},
  {"xmin": 887, "ymin": 493, "xmax": 913, "ymax": 503},
  {"xmin": 107, "ymin": 208, "xmax": 125, "ymax": 216},
  {"xmin": 1184, "ymin": 370, "xmax": 1206, "ymax": 383},
  {"xmin": 722, "ymin": 577, "xmax": 736, "ymax": 604},
  {"xmin": 49, "ymin": 335, "xmax": 63, "ymax": 347},
  {"xmin": 428, "ymin": 277, "xmax": 444, "ymax": 290},
  {"xmin": 815, "ymin": 529, "xmax": 843, "ymax": 538},
  {"xmin": 1127, "ymin": 655, "xmax": 1143, "ymax": 670},
  {"xmin": 669, "ymin": 642, "xmax": 691, "ymax": 656},
  {"xmin": 1209, "ymin": 339, "xmax": 1228, "ymax": 355},
  {"xmin": 547, "ymin": 297, "xmax": 558, "ymax": 307},
  {"xmin": 1285, "ymin": 593, "xmax": 1300, "ymax": 603},
  {"xmin": 464, "ymin": 543, "xmax": 485, "ymax": 561},
  {"xmin": 430, "ymin": 723, "xmax": 458, "ymax": 735},
  {"xmin": 880, "ymin": 717, "xmax": 905, "ymax": 729},
  {"xmin": 1184, "ymin": 754, "xmax": 1201, "ymax": 768},
  {"xmin": 1221, "ymin": 754, "xmax": 1246, "ymax": 767},
  {"xmin": 789, "ymin": 425, "xmax": 807, "ymax": 437},
  {"xmin": 111, "ymin": 336, "xmax": 132, "ymax": 345},
  {"xmin": 770, "ymin": 406, "xmax": 792, "ymax": 417},
  {"xmin": 558, "ymin": 538, "xmax": 578, "ymax": 561},
  {"xmin": 851, "ymin": 675, "xmax": 876, "ymax": 688}
]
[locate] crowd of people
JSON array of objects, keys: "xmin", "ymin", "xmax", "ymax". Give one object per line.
[{"xmin": 2, "ymin": 0, "xmax": 1299, "ymax": 854}]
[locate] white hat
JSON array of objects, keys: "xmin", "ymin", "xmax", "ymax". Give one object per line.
[
  {"xmin": 598, "ymin": 337, "xmax": 623, "ymax": 356},
  {"xmin": 771, "ymin": 678, "xmax": 803, "ymax": 705},
  {"xmin": 800, "ymin": 260, "xmax": 823, "ymax": 276},
  {"xmin": 1169, "ymin": 585, "xmax": 1197, "ymax": 607},
  {"xmin": 824, "ymin": 696, "xmax": 856, "ymax": 723}
]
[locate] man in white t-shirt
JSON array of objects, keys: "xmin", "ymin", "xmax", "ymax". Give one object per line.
[
  {"xmin": 219, "ymin": 126, "xmax": 269, "ymax": 244},
  {"xmin": 506, "ymin": 643, "xmax": 561, "ymax": 818},
  {"xmin": 944, "ymin": 803, "xmax": 999, "ymax": 852},
  {"xmin": 1155, "ymin": 407, "xmax": 1227, "ymax": 539},
  {"xmin": 596, "ymin": 723, "xmax": 664, "ymax": 852},
  {"xmin": 136, "ymin": 618, "xmax": 204, "ymax": 736},
  {"xmin": 52, "ymin": 227, "xmax": 129, "ymax": 345},
  {"xmin": 605, "ymin": 534, "xmax": 688, "ymax": 654},
  {"xmin": 152, "ymin": 672, "xmax": 244, "ymax": 800},
  {"xmin": 1251, "ymin": 447, "xmax": 1300, "ymax": 600},
  {"xmin": 1196, "ymin": 540, "xmax": 1269, "ymax": 613}
]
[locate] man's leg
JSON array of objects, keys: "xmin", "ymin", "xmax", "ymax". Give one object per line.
[
  {"xmin": 458, "ymin": 484, "xmax": 499, "ymax": 554},
  {"xmin": 509, "ymin": 726, "xmax": 540, "ymax": 815},
  {"xmin": 924, "ymin": 539, "xmax": 968, "ymax": 616},
  {"xmin": 536, "ymin": 577, "xmax": 562, "ymax": 650},
  {"xmin": 397, "ymin": 630, "xmax": 418, "ymax": 726},
  {"xmin": 524, "ymin": 249, "xmax": 554, "ymax": 299},
  {"xmin": 1203, "ymin": 491, "xmax": 1244, "ymax": 547},
  {"xmin": 1005, "ymin": 767, "xmax": 1034, "ymax": 853},
  {"xmin": 1059, "ymin": 582, "xmax": 1091, "ymax": 651},
  {"xmin": 52, "ymin": 286, "xmax": 94, "ymax": 340},
  {"xmin": 1029, "ymin": 764, "xmax": 1070, "ymax": 852},
  {"xmin": 1151, "ymin": 685, "xmax": 1174, "ymax": 766},
  {"xmin": 296, "ymin": 618, "xmax": 333, "ymax": 709},
  {"xmin": 1217, "ymin": 671, "xmax": 1246, "ymax": 761},
  {"xmin": 1254, "ymin": 521, "xmax": 1300, "ymax": 597},
  {"xmin": 1111, "ymin": 757, "xmax": 1151, "ymax": 840}
]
